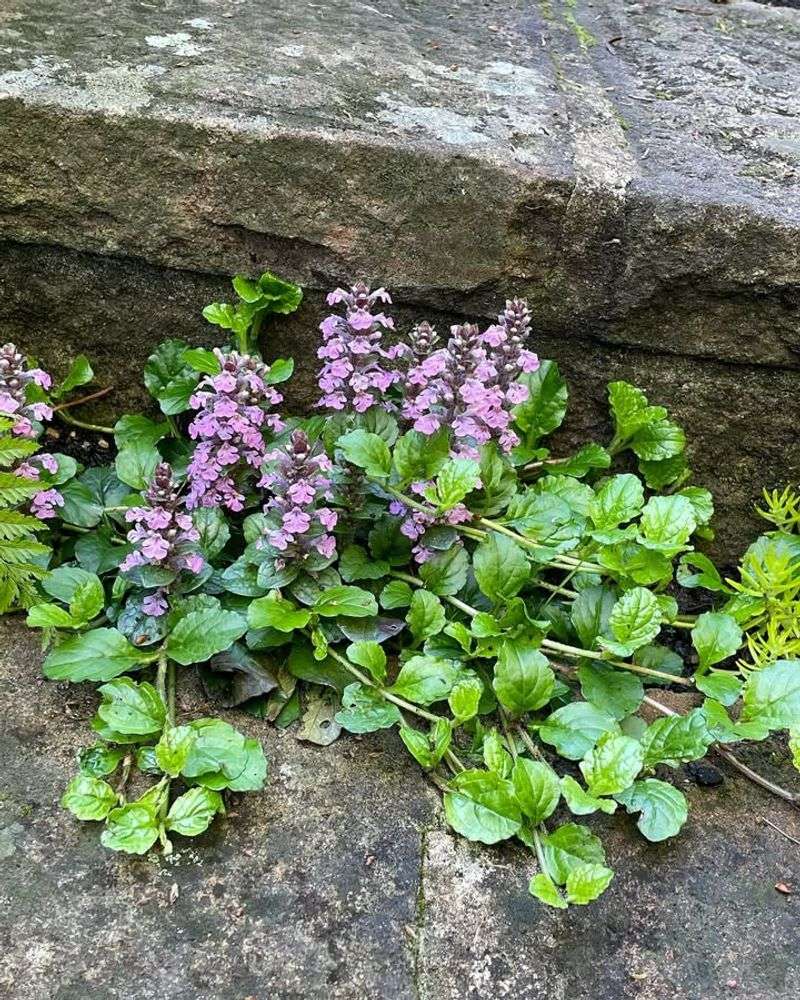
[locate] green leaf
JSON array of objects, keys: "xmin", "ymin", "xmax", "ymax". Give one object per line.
[
  {"xmin": 599, "ymin": 587, "xmax": 662, "ymax": 658},
  {"xmin": 380, "ymin": 580, "xmax": 413, "ymax": 609},
  {"xmin": 597, "ymin": 541, "xmax": 673, "ymax": 588},
  {"xmin": 183, "ymin": 347, "xmax": 222, "ymax": 374},
  {"xmin": 695, "ymin": 671, "xmax": 742, "ymax": 707},
  {"xmin": 335, "ymin": 683, "xmax": 403, "ymax": 733},
  {"xmin": 639, "ymin": 495, "xmax": 696, "ymax": 554},
  {"xmin": 565, "ymin": 862, "xmax": 614, "ymax": 905},
  {"xmin": 69, "ymin": 575, "xmax": 105, "ymax": 623},
  {"xmin": 393, "ymin": 429, "xmax": 450, "ymax": 484},
  {"xmin": 538, "ymin": 703, "xmax": 620, "ymax": 761},
  {"xmin": 448, "ymin": 676, "xmax": 483, "ymax": 722},
  {"xmin": 166, "ymin": 786, "xmax": 224, "ymax": 837},
  {"xmin": 26, "ymin": 603, "xmax": 76, "ymax": 628},
  {"xmin": 166, "ymin": 607, "xmax": 248, "ymax": 664},
  {"xmin": 691, "ymin": 613, "xmax": 742, "ymax": 674},
  {"xmin": 345, "ymin": 641, "xmax": 387, "ymax": 683},
  {"xmin": 143, "ymin": 339, "xmax": 198, "ymax": 415},
  {"xmin": 423, "ymin": 458, "xmax": 480, "ymax": 510},
  {"xmin": 154, "ymin": 724, "xmax": 196, "ymax": 777},
  {"xmin": 547, "ymin": 443, "xmax": 611, "ymax": 478},
  {"xmin": 265, "ymin": 357, "xmax": 294, "ymax": 385},
  {"xmin": 615, "ymin": 778, "xmax": 688, "ymax": 842},
  {"xmin": 579, "ymin": 733, "xmax": 643, "ymax": 796},
  {"xmin": 61, "ymin": 774, "xmax": 117, "ymax": 821},
  {"xmin": 314, "ymin": 585, "xmax": 379, "ymax": 619},
  {"xmin": 337, "ymin": 430, "xmax": 391, "ymax": 478},
  {"xmin": 181, "ymin": 718, "xmax": 247, "ymax": 781},
  {"xmin": 406, "ymin": 590, "xmax": 446, "ymax": 641},
  {"xmin": 97, "ymin": 677, "xmax": 166, "ymax": 736},
  {"xmin": 55, "ymin": 355, "xmax": 94, "ymax": 397},
  {"xmin": 677, "ymin": 487, "xmax": 714, "ymax": 526},
  {"xmin": 339, "ymin": 544, "xmax": 389, "ymax": 583},
  {"xmin": 101, "ymin": 802, "xmax": 160, "ymax": 854},
  {"xmin": 473, "ymin": 534, "xmax": 529, "ymax": 603},
  {"xmin": 676, "ymin": 553, "xmax": 729, "ymax": 592},
  {"xmin": 444, "ymin": 770, "xmax": 522, "ymax": 844},
  {"xmin": 529, "ymin": 873, "xmax": 568, "ymax": 909},
  {"xmin": 75, "ymin": 527, "xmax": 130, "ymax": 575},
  {"xmin": 511, "ymin": 758, "xmax": 560, "ymax": 822},
  {"xmin": 493, "ymin": 641, "xmax": 554, "ymax": 715},
  {"xmin": 247, "ymin": 593, "xmax": 311, "ymax": 633},
  {"xmin": 512, "ymin": 360, "xmax": 567, "ymax": 444},
  {"xmin": 59, "ymin": 467, "xmax": 130, "ymax": 528},
  {"xmin": 42, "ymin": 566, "xmax": 101, "ymax": 605},
  {"xmin": 202, "ymin": 302, "xmax": 239, "ymax": 330},
  {"xmin": 194, "ymin": 508, "xmax": 230, "ymax": 559},
  {"xmin": 741, "ymin": 660, "xmax": 800, "ymax": 732},
  {"xmin": 400, "ymin": 719, "xmax": 452, "ymax": 770},
  {"xmin": 115, "ymin": 438, "xmax": 160, "ymax": 490},
  {"xmin": 78, "ymin": 743, "xmax": 127, "ymax": 778},
  {"xmin": 640, "ymin": 709, "xmax": 712, "ymax": 768},
  {"xmin": 113, "ymin": 414, "xmax": 169, "ymax": 450},
  {"xmin": 608, "ymin": 381, "xmax": 662, "ymax": 440},
  {"xmin": 560, "ymin": 775, "xmax": 617, "ymax": 815},
  {"xmin": 589, "ymin": 474, "xmax": 644, "ymax": 531},
  {"xmin": 570, "ymin": 585, "xmax": 616, "ymax": 650},
  {"xmin": 577, "ymin": 662, "xmax": 643, "ymax": 721},
  {"xmin": 631, "ymin": 419, "xmax": 685, "ymax": 462},
  {"xmin": 418, "ymin": 546, "xmax": 469, "ymax": 596},
  {"xmin": 542, "ymin": 822, "xmax": 606, "ymax": 884},
  {"xmin": 390, "ymin": 655, "xmax": 459, "ymax": 705},
  {"xmin": 43, "ymin": 628, "xmax": 152, "ymax": 682}
]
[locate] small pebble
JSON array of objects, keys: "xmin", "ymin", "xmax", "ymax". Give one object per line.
[{"xmin": 686, "ymin": 761, "xmax": 724, "ymax": 787}]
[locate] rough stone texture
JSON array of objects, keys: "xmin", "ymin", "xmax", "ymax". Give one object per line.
[
  {"xmin": 2, "ymin": 617, "xmax": 800, "ymax": 1000},
  {"xmin": 0, "ymin": 0, "xmax": 799, "ymax": 559}
]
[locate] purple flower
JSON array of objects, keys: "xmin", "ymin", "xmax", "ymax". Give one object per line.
[
  {"xmin": 0, "ymin": 344, "xmax": 53, "ymax": 438},
  {"xmin": 258, "ymin": 429, "xmax": 338, "ymax": 567},
  {"xmin": 388, "ymin": 482, "xmax": 472, "ymax": 564},
  {"xmin": 186, "ymin": 349, "xmax": 284, "ymax": 511},
  {"xmin": 121, "ymin": 464, "xmax": 204, "ymax": 579},
  {"xmin": 316, "ymin": 282, "xmax": 404, "ymax": 413},
  {"xmin": 142, "ymin": 590, "xmax": 169, "ymax": 617},
  {"xmin": 30, "ymin": 488, "xmax": 64, "ymax": 520},
  {"xmin": 400, "ymin": 299, "xmax": 539, "ymax": 455}
]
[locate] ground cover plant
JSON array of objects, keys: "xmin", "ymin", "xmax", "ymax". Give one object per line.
[{"xmin": 2, "ymin": 273, "xmax": 798, "ymax": 906}]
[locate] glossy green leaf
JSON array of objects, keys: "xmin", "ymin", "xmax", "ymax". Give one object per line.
[
  {"xmin": 101, "ymin": 802, "xmax": 160, "ymax": 854},
  {"xmin": 335, "ymin": 682, "xmax": 402, "ymax": 733},
  {"xmin": 390, "ymin": 655, "xmax": 459, "ymax": 705},
  {"xmin": 640, "ymin": 709, "xmax": 712, "ymax": 768},
  {"xmin": 473, "ymin": 533, "xmax": 529, "ymax": 603},
  {"xmin": 560, "ymin": 775, "xmax": 617, "ymax": 815},
  {"xmin": 580, "ymin": 733, "xmax": 643, "ymax": 796},
  {"xmin": 577, "ymin": 662, "xmax": 644, "ymax": 721},
  {"xmin": 616, "ymin": 778, "xmax": 688, "ymax": 842},
  {"xmin": 493, "ymin": 641, "xmax": 554, "ymax": 715},
  {"xmin": 345, "ymin": 641, "xmax": 387, "ymax": 683},
  {"xmin": 337, "ymin": 430, "xmax": 391, "ymax": 478},
  {"xmin": 741, "ymin": 660, "xmax": 800, "ymax": 732},
  {"xmin": 166, "ymin": 786, "xmax": 224, "ymax": 837},
  {"xmin": 444, "ymin": 770, "xmax": 522, "ymax": 845},
  {"xmin": 691, "ymin": 613, "xmax": 742, "ymax": 674},
  {"xmin": 512, "ymin": 758, "xmax": 560, "ymax": 822},
  {"xmin": 166, "ymin": 607, "xmax": 248, "ymax": 664},
  {"xmin": 406, "ymin": 590, "xmax": 446, "ymax": 640},
  {"xmin": 538, "ymin": 703, "xmax": 619, "ymax": 761},
  {"xmin": 314, "ymin": 585, "xmax": 379, "ymax": 619},
  {"xmin": 96, "ymin": 677, "xmax": 166, "ymax": 736},
  {"xmin": 599, "ymin": 587, "xmax": 662, "ymax": 658},
  {"xmin": 61, "ymin": 774, "xmax": 118, "ymax": 821},
  {"xmin": 43, "ymin": 628, "xmax": 152, "ymax": 682}
]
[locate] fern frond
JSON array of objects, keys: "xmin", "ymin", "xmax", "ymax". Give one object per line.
[
  {"xmin": 0, "ymin": 561, "xmax": 47, "ymax": 612},
  {"xmin": 0, "ymin": 436, "xmax": 39, "ymax": 469},
  {"xmin": 0, "ymin": 537, "xmax": 51, "ymax": 565},
  {"xmin": 0, "ymin": 472, "xmax": 41, "ymax": 508},
  {"xmin": 0, "ymin": 509, "xmax": 47, "ymax": 540}
]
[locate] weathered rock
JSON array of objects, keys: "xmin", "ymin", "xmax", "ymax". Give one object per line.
[
  {"xmin": 2, "ymin": 617, "xmax": 800, "ymax": 999},
  {"xmin": 0, "ymin": 0, "xmax": 799, "ymax": 560}
]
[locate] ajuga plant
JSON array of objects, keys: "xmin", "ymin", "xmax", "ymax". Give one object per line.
[{"xmin": 10, "ymin": 273, "xmax": 800, "ymax": 906}]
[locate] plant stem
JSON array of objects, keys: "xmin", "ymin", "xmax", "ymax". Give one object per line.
[
  {"xmin": 541, "ymin": 638, "xmax": 692, "ymax": 686},
  {"xmin": 392, "ymin": 570, "xmax": 690, "ymax": 685},
  {"xmin": 56, "ymin": 409, "xmax": 115, "ymax": 435},
  {"xmin": 531, "ymin": 825, "xmax": 548, "ymax": 874},
  {"xmin": 498, "ymin": 705, "xmax": 518, "ymax": 761},
  {"xmin": 476, "ymin": 517, "xmax": 606, "ymax": 574},
  {"xmin": 516, "ymin": 724, "xmax": 547, "ymax": 762},
  {"xmin": 642, "ymin": 695, "xmax": 799, "ymax": 806},
  {"xmin": 52, "ymin": 386, "xmax": 114, "ymax": 412}
]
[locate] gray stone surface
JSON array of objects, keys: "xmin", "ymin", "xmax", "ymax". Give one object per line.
[
  {"xmin": 0, "ymin": 0, "xmax": 799, "ymax": 559},
  {"xmin": 2, "ymin": 616, "xmax": 800, "ymax": 1000}
]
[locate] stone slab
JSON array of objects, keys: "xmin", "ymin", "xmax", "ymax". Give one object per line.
[
  {"xmin": 2, "ymin": 618, "xmax": 800, "ymax": 1000},
  {"xmin": 0, "ymin": 0, "xmax": 799, "ymax": 560}
]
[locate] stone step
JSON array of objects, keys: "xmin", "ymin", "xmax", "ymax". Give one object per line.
[{"xmin": 0, "ymin": 0, "xmax": 798, "ymax": 557}]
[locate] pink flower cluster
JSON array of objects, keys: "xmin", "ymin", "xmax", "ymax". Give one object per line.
[
  {"xmin": 259, "ymin": 429, "xmax": 338, "ymax": 566},
  {"xmin": 120, "ymin": 464, "xmax": 204, "ymax": 588},
  {"xmin": 401, "ymin": 299, "xmax": 539, "ymax": 456},
  {"xmin": 0, "ymin": 343, "xmax": 53, "ymax": 438},
  {"xmin": 389, "ymin": 483, "xmax": 472, "ymax": 564},
  {"xmin": 187, "ymin": 349, "xmax": 284, "ymax": 511},
  {"xmin": 15, "ymin": 454, "xmax": 64, "ymax": 520},
  {"xmin": 316, "ymin": 282, "xmax": 405, "ymax": 413}
]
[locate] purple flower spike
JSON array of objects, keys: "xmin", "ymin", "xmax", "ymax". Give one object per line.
[
  {"xmin": 259, "ymin": 429, "xmax": 338, "ymax": 567},
  {"xmin": 121, "ymin": 463, "xmax": 204, "ymax": 578},
  {"xmin": 316, "ymin": 282, "xmax": 404, "ymax": 413},
  {"xmin": 186, "ymin": 348, "xmax": 284, "ymax": 511},
  {"xmin": 401, "ymin": 299, "xmax": 539, "ymax": 456},
  {"xmin": 0, "ymin": 343, "xmax": 53, "ymax": 438}
]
